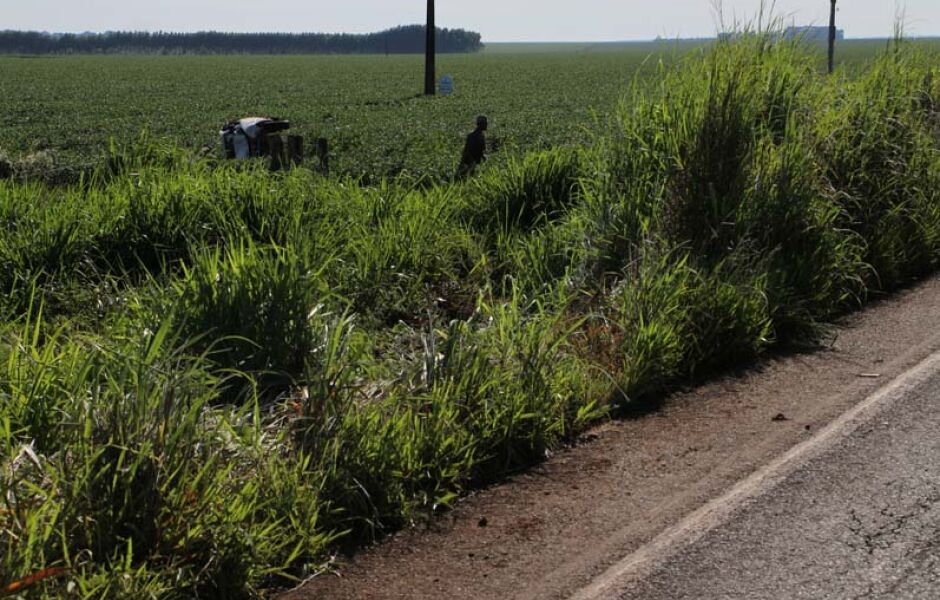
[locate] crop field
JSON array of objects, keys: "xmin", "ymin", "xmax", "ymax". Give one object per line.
[
  {"xmin": 2, "ymin": 39, "xmax": 934, "ymax": 183},
  {"xmin": 0, "ymin": 50, "xmax": 650, "ymax": 182},
  {"xmin": 2, "ymin": 37, "xmax": 940, "ymax": 598}
]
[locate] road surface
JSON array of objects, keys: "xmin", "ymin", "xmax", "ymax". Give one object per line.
[{"xmin": 577, "ymin": 351, "xmax": 940, "ymax": 599}]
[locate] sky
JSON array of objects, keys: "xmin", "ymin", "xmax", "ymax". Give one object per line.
[{"xmin": 5, "ymin": 1, "xmax": 939, "ymax": 42}]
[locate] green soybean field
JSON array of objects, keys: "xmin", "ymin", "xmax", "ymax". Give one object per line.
[{"xmin": 2, "ymin": 39, "xmax": 928, "ymax": 182}]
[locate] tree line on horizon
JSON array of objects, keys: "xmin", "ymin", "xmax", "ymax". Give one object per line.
[{"xmin": 0, "ymin": 25, "xmax": 483, "ymax": 55}]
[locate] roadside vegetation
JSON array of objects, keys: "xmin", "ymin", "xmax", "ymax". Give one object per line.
[{"xmin": 2, "ymin": 36, "xmax": 940, "ymax": 598}]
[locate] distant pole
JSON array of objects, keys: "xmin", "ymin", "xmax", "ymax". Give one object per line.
[
  {"xmin": 425, "ymin": 0, "xmax": 436, "ymax": 95},
  {"xmin": 828, "ymin": 0, "xmax": 837, "ymax": 74}
]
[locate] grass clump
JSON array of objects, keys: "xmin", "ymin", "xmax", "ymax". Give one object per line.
[
  {"xmin": 0, "ymin": 316, "xmax": 334, "ymax": 597},
  {"xmin": 819, "ymin": 47, "xmax": 940, "ymax": 288},
  {"xmin": 166, "ymin": 241, "xmax": 330, "ymax": 395},
  {"xmin": 466, "ymin": 147, "xmax": 584, "ymax": 234}
]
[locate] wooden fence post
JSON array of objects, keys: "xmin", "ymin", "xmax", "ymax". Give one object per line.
[
  {"xmin": 288, "ymin": 135, "xmax": 305, "ymax": 167},
  {"xmin": 266, "ymin": 135, "xmax": 286, "ymax": 171},
  {"xmin": 316, "ymin": 138, "xmax": 330, "ymax": 175}
]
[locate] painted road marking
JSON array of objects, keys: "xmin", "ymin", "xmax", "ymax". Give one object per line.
[{"xmin": 570, "ymin": 349, "xmax": 940, "ymax": 600}]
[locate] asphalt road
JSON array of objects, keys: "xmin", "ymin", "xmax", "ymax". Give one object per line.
[{"xmin": 588, "ymin": 354, "xmax": 940, "ymax": 600}]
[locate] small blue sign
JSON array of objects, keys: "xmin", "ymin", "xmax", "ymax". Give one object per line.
[{"xmin": 439, "ymin": 75, "xmax": 454, "ymax": 96}]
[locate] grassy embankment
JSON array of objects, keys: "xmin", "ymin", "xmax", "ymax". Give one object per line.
[{"xmin": 2, "ymin": 37, "xmax": 940, "ymax": 597}]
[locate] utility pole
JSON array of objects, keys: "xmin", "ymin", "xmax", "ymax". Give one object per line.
[
  {"xmin": 828, "ymin": 0, "xmax": 837, "ymax": 74},
  {"xmin": 425, "ymin": 0, "xmax": 436, "ymax": 95}
]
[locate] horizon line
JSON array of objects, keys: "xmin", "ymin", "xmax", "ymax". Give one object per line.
[
  {"xmin": 6, "ymin": 28, "xmax": 939, "ymax": 45},
  {"xmin": 484, "ymin": 35, "xmax": 939, "ymax": 44}
]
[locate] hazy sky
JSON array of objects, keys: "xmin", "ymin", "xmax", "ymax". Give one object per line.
[{"xmin": 6, "ymin": 1, "xmax": 939, "ymax": 42}]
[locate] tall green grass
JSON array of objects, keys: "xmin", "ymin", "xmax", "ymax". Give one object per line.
[{"xmin": 2, "ymin": 36, "xmax": 940, "ymax": 598}]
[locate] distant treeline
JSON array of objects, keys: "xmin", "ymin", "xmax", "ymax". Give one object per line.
[{"xmin": 0, "ymin": 26, "xmax": 483, "ymax": 55}]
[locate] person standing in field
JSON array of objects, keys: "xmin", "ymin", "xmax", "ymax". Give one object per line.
[{"xmin": 456, "ymin": 115, "xmax": 488, "ymax": 180}]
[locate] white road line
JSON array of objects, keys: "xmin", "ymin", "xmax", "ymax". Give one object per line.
[{"xmin": 569, "ymin": 349, "xmax": 940, "ymax": 600}]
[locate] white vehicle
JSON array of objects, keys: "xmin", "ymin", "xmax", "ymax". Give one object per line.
[{"xmin": 220, "ymin": 117, "xmax": 291, "ymax": 159}]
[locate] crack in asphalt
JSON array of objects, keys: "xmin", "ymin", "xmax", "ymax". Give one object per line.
[
  {"xmin": 847, "ymin": 486, "xmax": 940, "ymax": 555},
  {"xmin": 845, "ymin": 485, "xmax": 940, "ymax": 599}
]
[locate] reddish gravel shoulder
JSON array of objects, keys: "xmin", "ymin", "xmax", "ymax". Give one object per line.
[{"xmin": 283, "ymin": 276, "xmax": 940, "ymax": 600}]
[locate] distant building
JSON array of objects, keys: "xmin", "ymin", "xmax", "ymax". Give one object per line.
[
  {"xmin": 783, "ymin": 26, "xmax": 845, "ymax": 42},
  {"xmin": 718, "ymin": 27, "xmax": 846, "ymax": 43}
]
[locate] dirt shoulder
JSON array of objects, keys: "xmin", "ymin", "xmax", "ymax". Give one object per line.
[{"xmin": 283, "ymin": 276, "xmax": 940, "ymax": 600}]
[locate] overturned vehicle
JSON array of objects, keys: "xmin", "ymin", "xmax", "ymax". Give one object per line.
[
  {"xmin": 220, "ymin": 117, "xmax": 292, "ymax": 160},
  {"xmin": 219, "ymin": 117, "xmax": 329, "ymax": 172}
]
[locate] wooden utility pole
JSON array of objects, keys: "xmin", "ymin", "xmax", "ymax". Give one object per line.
[
  {"xmin": 828, "ymin": 0, "xmax": 837, "ymax": 74},
  {"xmin": 425, "ymin": 0, "xmax": 436, "ymax": 95}
]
